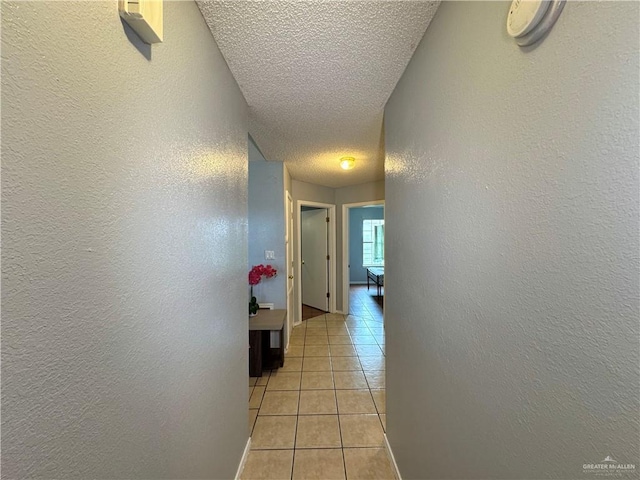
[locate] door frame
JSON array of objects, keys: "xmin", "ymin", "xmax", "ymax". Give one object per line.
[
  {"xmin": 285, "ymin": 190, "xmax": 294, "ymax": 349},
  {"xmin": 341, "ymin": 200, "xmax": 385, "ymax": 315},
  {"xmin": 296, "ymin": 200, "xmax": 336, "ymax": 324}
]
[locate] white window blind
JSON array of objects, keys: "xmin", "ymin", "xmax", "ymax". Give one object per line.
[{"xmin": 363, "ymin": 219, "xmax": 384, "ymax": 266}]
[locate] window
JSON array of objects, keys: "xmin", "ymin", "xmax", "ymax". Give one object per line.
[{"xmin": 363, "ymin": 219, "xmax": 384, "ymax": 266}]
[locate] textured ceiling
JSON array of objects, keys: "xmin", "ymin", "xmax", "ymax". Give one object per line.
[{"xmin": 197, "ymin": 1, "xmax": 440, "ymax": 188}]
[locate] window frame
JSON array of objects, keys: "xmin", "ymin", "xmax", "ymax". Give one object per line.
[{"xmin": 362, "ymin": 218, "xmax": 384, "ymax": 267}]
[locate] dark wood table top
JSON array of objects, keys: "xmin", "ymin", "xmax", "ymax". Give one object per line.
[{"xmin": 249, "ymin": 309, "xmax": 286, "ymax": 331}]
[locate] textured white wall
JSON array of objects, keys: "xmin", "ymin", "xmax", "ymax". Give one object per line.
[
  {"xmin": 292, "ymin": 179, "xmax": 336, "ymax": 206},
  {"xmin": 384, "ymin": 2, "xmax": 639, "ymax": 479},
  {"xmin": 1, "ymin": 2, "xmax": 248, "ymax": 478},
  {"xmin": 334, "ymin": 180, "xmax": 385, "ymax": 207},
  {"xmin": 248, "ymin": 157, "xmax": 286, "ymax": 309}
]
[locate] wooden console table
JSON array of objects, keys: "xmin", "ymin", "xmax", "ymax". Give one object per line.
[{"xmin": 249, "ymin": 309, "xmax": 286, "ymax": 377}]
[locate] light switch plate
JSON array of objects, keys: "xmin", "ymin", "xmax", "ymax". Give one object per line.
[
  {"xmin": 119, "ymin": 0, "xmax": 163, "ymax": 44},
  {"xmin": 265, "ymin": 250, "xmax": 275, "ymax": 260}
]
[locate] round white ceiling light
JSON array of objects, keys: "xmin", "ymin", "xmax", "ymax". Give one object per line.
[
  {"xmin": 340, "ymin": 157, "xmax": 356, "ymax": 170},
  {"xmin": 507, "ymin": 0, "xmax": 566, "ymax": 47}
]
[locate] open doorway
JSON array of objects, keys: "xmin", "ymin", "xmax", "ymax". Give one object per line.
[
  {"xmin": 341, "ymin": 200, "xmax": 385, "ymax": 317},
  {"xmin": 296, "ymin": 201, "xmax": 336, "ymax": 324},
  {"xmin": 301, "ymin": 207, "xmax": 328, "ymax": 312}
]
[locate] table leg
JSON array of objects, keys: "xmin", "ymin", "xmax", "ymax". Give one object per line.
[
  {"xmin": 249, "ymin": 330, "xmax": 262, "ymax": 377},
  {"xmin": 279, "ymin": 327, "xmax": 284, "ymax": 367}
]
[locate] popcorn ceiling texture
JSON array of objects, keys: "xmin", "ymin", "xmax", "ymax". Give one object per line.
[
  {"xmin": 197, "ymin": 0, "xmax": 440, "ymax": 188},
  {"xmin": 2, "ymin": 1, "xmax": 248, "ymax": 478},
  {"xmin": 384, "ymin": 2, "xmax": 639, "ymax": 478}
]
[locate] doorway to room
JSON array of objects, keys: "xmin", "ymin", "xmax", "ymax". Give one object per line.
[
  {"xmin": 301, "ymin": 206, "xmax": 329, "ymax": 312},
  {"xmin": 341, "ymin": 200, "xmax": 385, "ymax": 317},
  {"xmin": 296, "ymin": 201, "xmax": 336, "ymax": 324}
]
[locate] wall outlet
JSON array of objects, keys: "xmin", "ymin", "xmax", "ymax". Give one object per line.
[{"xmin": 265, "ymin": 250, "xmax": 275, "ymax": 260}]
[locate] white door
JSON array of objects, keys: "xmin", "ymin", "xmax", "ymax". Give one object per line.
[
  {"xmin": 301, "ymin": 208, "xmax": 329, "ymax": 311},
  {"xmin": 286, "ymin": 192, "xmax": 295, "ymax": 330}
]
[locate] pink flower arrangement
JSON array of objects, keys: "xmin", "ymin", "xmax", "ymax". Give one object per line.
[
  {"xmin": 248, "ymin": 265, "xmax": 277, "ymax": 316},
  {"xmin": 248, "ymin": 264, "xmax": 277, "ymax": 285}
]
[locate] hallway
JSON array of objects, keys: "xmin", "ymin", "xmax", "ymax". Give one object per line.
[
  {"xmin": 245, "ymin": 288, "xmax": 387, "ymax": 479},
  {"xmin": 2, "ymin": 1, "xmax": 638, "ymax": 478}
]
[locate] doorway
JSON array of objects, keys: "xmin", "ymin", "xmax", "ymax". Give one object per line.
[
  {"xmin": 341, "ymin": 200, "xmax": 385, "ymax": 316},
  {"xmin": 285, "ymin": 191, "xmax": 294, "ymax": 346},
  {"xmin": 301, "ymin": 207, "xmax": 329, "ymax": 312},
  {"xmin": 296, "ymin": 201, "xmax": 336, "ymax": 324}
]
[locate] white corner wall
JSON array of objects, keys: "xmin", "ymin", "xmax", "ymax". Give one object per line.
[
  {"xmin": 248, "ymin": 152, "xmax": 286, "ymax": 309},
  {"xmin": 385, "ymin": 2, "xmax": 639, "ymax": 479},
  {"xmin": 1, "ymin": 1, "xmax": 249, "ymax": 478}
]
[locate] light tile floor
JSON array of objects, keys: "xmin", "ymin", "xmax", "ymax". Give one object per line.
[{"xmin": 243, "ymin": 286, "xmax": 392, "ymax": 480}]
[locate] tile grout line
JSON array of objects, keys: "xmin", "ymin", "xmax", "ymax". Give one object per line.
[
  {"xmin": 333, "ymin": 313, "xmax": 349, "ymax": 479},
  {"xmin": 290, "ymin": 315, "xmax": 307, "ymax": 479},
  {"xmin": 247, "ymin": 304, "xmax": 385, "ymax": 478}
]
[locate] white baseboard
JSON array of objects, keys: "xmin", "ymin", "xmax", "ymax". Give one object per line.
[
  {"xmin": 384, "ymin": 434, "xmax": 402, "ymax": 480},
  {"xmin": 235, "ymin": 437, "xmax": 251, "ymax": 480},
  {"xmin": 334, "ymin": 310, "xmax": 346, "ymax": 315}
]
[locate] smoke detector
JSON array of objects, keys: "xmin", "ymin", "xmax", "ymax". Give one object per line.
[{"xmin": 507, "ymin": 0, "xmax": 565, "ymax": 47}]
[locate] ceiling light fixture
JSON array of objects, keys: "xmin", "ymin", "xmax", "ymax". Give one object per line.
[{"xmin": 340, "ymin": 157, "xmax": 356, "ymax": 170}]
